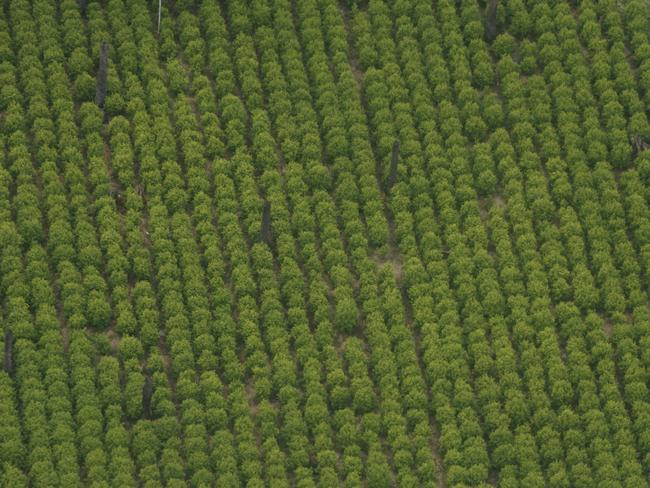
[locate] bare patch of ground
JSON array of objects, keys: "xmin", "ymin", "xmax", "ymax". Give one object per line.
[
  {"xmin": 603, "ymin": 317, "xmax": 614, "ymax": 338},
  {"xmin": 107, "ymin": 328, "xmax": 120, "ymax": 351},
  {"xmin": 159, "ymin": 336, "xmax": 173, "ymax": 372},
  {"xmin": 370, "ymin": 247, "xmax": 404, "ymax": 283},
  {"xmin": 246, "ymin": 380, "xmax": 258, "ymax": 416}
]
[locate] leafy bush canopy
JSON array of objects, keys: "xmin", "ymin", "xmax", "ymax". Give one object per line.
[{"xmin": 1, "ymin": 0, "xmax": 650, "ymax": 486}]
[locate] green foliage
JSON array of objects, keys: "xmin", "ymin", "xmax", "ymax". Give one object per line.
[{"xmin": 1, "ymin": 0, "xmax": 649, "ymax": 486}]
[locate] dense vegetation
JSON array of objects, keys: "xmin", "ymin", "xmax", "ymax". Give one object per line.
[{"xmin": 2, "ymin": 0, "xmax": 650, "ymax": 486}]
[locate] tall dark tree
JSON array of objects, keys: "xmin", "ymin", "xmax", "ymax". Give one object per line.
[
  {"xmin": 108, "ymin": 184, "xmax": 124, "ymax": 211},
  {"xmin": 632, "ymin": 135, "xmax": 649, "ymax": 155},
  {"xmin": 95, "ymin": 42, "xmax": 109, "ymax": 108},
  {"xmin": 260, "ymin": 201, "xmax": 272, "ymax": 244},
  {"xmin": 4, "ymin": 329, "xmax": 13, "ymax": 375},
  {"xmin": 485, "ymin": 0, "xmax": 498, "ymax": 42},
  {"xmin": 142, "ymin": 374, "xmax": 153, "ymax": 419},
  {"xmin": 387, "ymin": 140, "xmax": 399, "ymax": 192}
]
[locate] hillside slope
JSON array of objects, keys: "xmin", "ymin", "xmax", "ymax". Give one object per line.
[{"xmin": 2, "ymin": 0, "xmax": 650, "ymax": 487}]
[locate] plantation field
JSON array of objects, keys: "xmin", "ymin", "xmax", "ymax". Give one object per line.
[{"xmin": 3, "ymin": 0, "xmax": 650, "ymax": 486}]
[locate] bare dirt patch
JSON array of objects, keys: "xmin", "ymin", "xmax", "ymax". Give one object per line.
[
  {"xmin": 159, "ymin": 336, "xmax": 173, "ymax": 371},
  {"xmin": 61, "ymin": 326, "xmax": 71, "ymax": 355},
  {"xmin": 603, "ymin": 317, "xmax": 614, "ymax": 338},
  {"xmin": 371, "ymin": 247, "xmax": 404, "ymax": 283},
  {"xmin": 106, "ymin": 328, "xmax": 120, "ymax": 351},
  {"xmin": 245, "ymin": 380, "xmax": 259, "ymax": 415}
]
